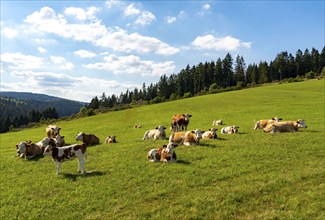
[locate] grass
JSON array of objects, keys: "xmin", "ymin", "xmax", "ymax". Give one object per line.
[{"xmin": 1, "ymin": 79, "xmax": 324, "ymax": 219}]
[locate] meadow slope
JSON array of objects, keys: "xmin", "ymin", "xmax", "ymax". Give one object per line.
[{"xmin": 1, "ymin": 79, "xmax": 324, "ymax": 219}]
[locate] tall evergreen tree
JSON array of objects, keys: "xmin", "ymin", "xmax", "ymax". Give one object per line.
[{"xmin": 234, "ymin": 55, "xmax": 246, "ymax": 85}]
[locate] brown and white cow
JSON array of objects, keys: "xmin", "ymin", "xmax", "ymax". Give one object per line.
[
  {"xmin": 46, "ymin": 125, "xmax": 61, "ymax": 138},
  {"xmin": 142, "ymin": 125, "xmax": 167, "ymax": 140},
  {"xmin": 75, "ymin": 132, "xmax": 100, "ymax": 145},
  {"xmin": 168, "ymin": 132, "xmax": 185, "ymax": 145},
  {"xmin": 202, "ymin": 128, "xmax": 218, "ymax": 139},
  {"xmin": 221, "ymin": 126, "xmax": 239, "ymax": 134},
  {"xmin": 254, "ymin": 117, "xmax": 282, "ymax": 130},
  {"xmin": 183, "ymin": 129, "xmax": 204, "ymax": 146},
  {"xmin": 105, "ymin": 135, "xmax": 117, "ymax": 143},
  {"xmin": 147, "ymin": 142, "xmax": 178, "ymax": 163},
  {"xmin": 212, "ymin": 119, "xmax": 223, "ymax": 126},
  {"xmin": 55, "ymin": 134, "xmax": 65, "ymax": 147},
  {"xmin": 133, "ymin": 124, "xmax": 142, "ymax": 128},
  {"xmin": 43, "ymin": 139, "xmax": 87, "ymax": 175},
  {"xmin": 16, "ymin": 140, "xmax": 43, "ymax": 159},
  {"xmin": 170, "ymin": 113, "xmax": 192, "ymax": 132},
  {"xmin": 263, "ymin": 119, "xmax": 307, "ymax": 134}
]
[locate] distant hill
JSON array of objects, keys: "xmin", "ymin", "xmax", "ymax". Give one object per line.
[{"xmin": 0, "ymin": 92, "xmax": 85, "ymax": 118}]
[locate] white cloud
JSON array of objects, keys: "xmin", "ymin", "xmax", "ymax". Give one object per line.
[
  {"xmin": 203, "ymin": 4, "xmax": 211, "ymax": 10},
  {"xmin": 64, "ymin": 6, "xmax": 100, "ymax": 21},
  {"xmin": 37, "ymin": 47, "xmax": 47, "ymax": 53},
  {"xmin": 74, "ymin": 50, "xmax": 96, "ymax": 58},
  {"xmin": 1, "ymin": 52, "xmax": 45, "ymax": 69},
  {"xmin": 165, "ymin": 16, "xmax": 176, "ymax": 24},
  {"xmin": 2, "ymin": 27, "xmax": 18, "ymax": 39},
  {"xmin": 135, "ymin": 11, "xmax": 156, "ymax": 25},
  {"xmin": 199, "ymin": 3, "xmax": 211, "ymax": 16},
  {"xmin": 192, "ymin": 34, "xmax": 252, "ymax": 51},
  {"xmin": 84, "ymin": 54, "xmax": 175, "ymax": 76},
  {"xmin": 50, "ymin": 55, "xmax": 74, "ymax": 70},
  {"xmin": 123, "ymin": 3, "xmax": 140, "ymax": 16},
  {"xmin": 105, "ymin": 0, "xmax": 123, "ymax": 9}
]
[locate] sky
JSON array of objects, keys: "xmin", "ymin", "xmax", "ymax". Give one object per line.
[{"xmin": 1, "ymin": 0, "xmax": 324, "ymax": 102}]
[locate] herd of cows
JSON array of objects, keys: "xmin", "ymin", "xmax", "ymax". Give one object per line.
[{"xmin": 14, "ymin": 114, "xmax": 308, "ymax": 175}]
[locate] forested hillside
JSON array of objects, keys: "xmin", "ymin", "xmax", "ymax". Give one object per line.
[{"xmin": 0, "ymin": 92, "xmax": 85, "ymax": 133}]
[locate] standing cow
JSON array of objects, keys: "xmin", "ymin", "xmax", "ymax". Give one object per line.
[{"xmin": 171, "ymin": 113, "xmax": 192, "ymax": 132}]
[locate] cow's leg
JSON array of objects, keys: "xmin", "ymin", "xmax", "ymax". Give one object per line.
[
  {"xmin": 78, "ymin": 157, "xmax": 85, "ymax": 174},
  {"xmin": 56, "ymin": 162, "xmax": 61, "ymax": 175}
]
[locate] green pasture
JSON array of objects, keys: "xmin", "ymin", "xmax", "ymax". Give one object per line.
[{"xmin": 1, "ymin": 79, "xmax": 324, "ymax": 219}]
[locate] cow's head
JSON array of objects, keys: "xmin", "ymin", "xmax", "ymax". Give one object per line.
[
  {"xmin": 55, "ymin": 135, "xmax": 65, "ymax": 146},
  {"xmin": 43, "ymin": 139, "xmax": 57, "ymax": 156},
  {"xmin": 272, "ymin": 117, "xmax": 283, "ymax": 122},
  {"xmin": 184, "ymin": 113, "xmax": 192, "ymax": 121},
  {"xmin": 297, "ymin": 119, "xmax": 307, "ymax": 128},
  {"xmin": 16, "ymin": 141, "xmax": 29, "ymax": 156},
  {"xmin": 263, "ymin": 124, "xmax": 275, "ymax": 133},
  {"xmin": 231, "ymin": 126, "xmax": 239, "ymax": 134},
  {"xmin": 108, "ymin": 135, "xmax": 117, "ymax": 143},
  {"xmin": 254, "ymin": 121, "xmax": 262, "ymax": 130},
  {"xmin": 75, "ymin": 132, "xmax": 85, "ymax": 141},
  {"xmin": 51, "ymin": 126, "xmax": 61, "ymax": 136},
  {"xmin": 166, "ymin": 142, "xmax": 178, "ymax": 153}
]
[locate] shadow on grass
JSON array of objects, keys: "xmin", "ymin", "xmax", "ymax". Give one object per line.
[
  {"xmin": 177, "ymin": 160, "xmax": 191, "ymax": 165},
  {"xmin": 61, "ymin": 171, "xmax": 107, "ymax": 181}
]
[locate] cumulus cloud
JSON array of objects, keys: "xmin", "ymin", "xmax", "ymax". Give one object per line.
[
  {"xmin": 2, "ymin": 27, "xmax": 18, "ymax": 39},
  {"xmin": 123, "ymin": 3, "xmax": 140, "ymax": 16},
  {"xmin": 192, "ymin": 34, "xmax": 252, "ymax": 51},
  {"xmin": 1, "ymin": 52, "xmax": 45, "ymax": 69},
  {"xmin": 135, "ymin": 11, "xmax": 156, "ymax": 25},
  {"xmin": 23, "ymin": 7, "xmax": 177, "ymax": 55},
  {"xmin": 84, "ymin": 54, "xmax": 175, "ymax": 76},
  {"xmin": 37, "ymin": 47, "xmax": 47, "ymax": 53},
  {"xmin": 50, "ymin": 55, "xmax": 74, "ymax": 70},
  {"xmin": 74, "ymin": 50, "xmax": 97, "ymax": 58},
  {"xmin": 64, "ymin": 6, "xmax": 100, "ymax": 21},
  {"xmin": 165, "ymin": 16, "xmax": 176, "ymax": 24}
]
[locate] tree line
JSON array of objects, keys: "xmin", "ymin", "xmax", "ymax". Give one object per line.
[
  {"xmin": 0, "ymin": 97, "xmax": 58, "ymax": 133},
  {"xmin": 88, "ymin": 47, "xmax": 325, "ymax": 110}
]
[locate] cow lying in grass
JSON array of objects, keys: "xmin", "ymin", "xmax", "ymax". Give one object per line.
[
  {"xmin": 147, "ymin": 142, "xmax": 178, "ymax": 163},
  {"xmin": 75, "ymin": 132, "xmax": 100, "ymax": 145},
  {"xmin": 183, "ymin": 129, "xmax": 204, "ymax": 146},
  {"xmin": 254, "ymin": 117, "xmax": 282, "ymax": 130},
  {"xmin": 263, "ymin": 119, "xmax": 307, "ymax": 134},
  {"xmin": 221, "ymin": 126, "xmax": 239, "ymax": 134},
  {"xmin": 16, "ymin": 140, "xmax": 43, "ymax": 159},
  {"xmin": 202, "ymin": 128, "xmax": 218, "ymax": 139},
  {"xmin": 43, "ymin": 139, "xmax": 87, "ymax": 175},
  {"xmin": 105, "ymin": 135, "xmax": 117, "ymax": 143},
  {"xmin": 142, "ymin": 125, "xmax": 166, "ymax": 140}
]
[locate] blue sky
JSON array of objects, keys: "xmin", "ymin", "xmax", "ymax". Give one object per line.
[{"xmin": 1, "ymin": 0, "xmax": 324, "ymax": 102}]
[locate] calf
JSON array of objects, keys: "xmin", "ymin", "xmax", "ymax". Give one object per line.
[
  {"xmin": 147, "ymin": 142, "xmax": 178, "ymax": 163},
  {"xmin": 43, "ymin": 139, "xmax": 87, "ymax": 175},
  {"xmin": 142, "ymin": 125, "xmax": 166, "ymax": 140},
  {"xmin": 221, "ymin": 126, "xmax": 239, "ymax": 134},
  {"xmin": 183, "ymin": 129, "xmax": 204, "ymax": 146},
  {"xmin": 75, "ymin": 132, "xmax": 100, "ymax": 145},
  {"xmin": 46, "ymin": 125, "xmax": 61, "ymax": 138},
  {"xmin": 212, "ymin": 119, "xmax": 223, "ymax": 126},
  {"xmin": 202, "ymin": 128, "xmax": 218, "ymax": 139},
  {"xmin": 254, "ymin": 117, "xmax": 282, "ymax": 130},
  {"xmin": 55, "ymin": 134, "xmax": 65, "ymax": 147},
  {"xmin": 105, "ymin": 135, "xmax": 117, "ymax": 143},
  {"xmin": 263, "ymin": 119, "xmax": 307, "ymax": 134},
  {"xmin": 168, "ymin": 132, "xmax": 186, "ymax": 145},
  {"xmin": 171, "ymin": 113, "xmax": 192, "ymax": 132},
  {"xmin": 16, "ymin": 140, "xmax": 43, "ymax": 159}
]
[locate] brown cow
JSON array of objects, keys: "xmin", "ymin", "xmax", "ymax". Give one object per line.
[
  {"xmin": 75, "ymin": 132, "xmax": 100, "ymax": 145},
  {"xmin": 46, "ymin": 125, "xmax": 61, "ymax": 138},
  {"xmin": 171, "ymin": 113, "xmax": 192, "ymax": 132},
  {"xmin": 263, "ymin": 119, "xmax": 307, "ymax": 133},
  {"xmin": 147, "ymin": 142, "xmax": 178, "ymax": 163}
]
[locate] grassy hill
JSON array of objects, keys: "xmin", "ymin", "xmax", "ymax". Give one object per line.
[{"xmin": 0, "ymin": 79, "xmax": 324, "ymax": 219}]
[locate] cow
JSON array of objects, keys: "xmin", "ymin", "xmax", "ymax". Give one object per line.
[
  {"xmin": 263, "ymin": 119, "xmax": 307, "ymax": 133},
  {"xmin": 183, "ymin": 129, "xmax": 204, "ymax": 146},
  {"xmin": 147, "ymin": 142, "xmax": 178, "ymax": 163},
  {"xmin": 133, "ymin": 124, "xmax": 142, "ymax": 128},
  {"xmin": 35, "ymin": 137, "xmax": 51, "ymax": 152},
  {"xmin": 105, "ymin": 135, "xmax": 117, "ymax": 143},
  {"xmin": 55, "ymin": 134, "xmax": 65, "ymax": 147},
  {"xmin": 254, "ymin": 117, "xmax": 282, "ymax": 130},
  {"xmin": 16, "ymin": 140, "xmax": 43, "ymax": 159},
  {"xmin": 202, "ymin": 128, "xmax": 218, "ymax": 139},
  {"xmin": 171, "ymin": 113, "xmax": 192, "ymax": 132},
  {"xmin": 221, "ymin": 126, "xmax": 239, "ymax": 134},
  {"xmin": 43, "ymin": 139, "xmax": 87, "ymax": 175},
  {"xmin": 212, "ymin": 119, "xmax": 223, "ymax": 126},
  {"xmin": 168, "ymin": 132, "xmax": 186, "ymax": 145},
  {"xmin": 142, "ymin": 125, "xmax": 167, "ymax": 140},
  {"xmin": 46, "ymin": 125, "xmax": 61, "ymax": 138},
  {"xmin": 75, "ymin": 132, "xmax": 100, "ymax": 145}
]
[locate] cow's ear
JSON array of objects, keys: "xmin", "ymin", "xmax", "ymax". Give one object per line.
[
  {"xmin": 189, "ymin": 115, "xmax": 192, "ymax": 117},
  {"xmin": 155, "ymin": 127, "xmax": 158, "ymax": 129},
  {"xmin": 16, "ymin": 145, "xmax": 18, "ymax": 149},
  {"xmin": 51, "ymin": 128, "xmax": 55, "ymax": 131},
  {"xmin": 61, "ymin": 136, "xmax": 65, "ymax": 138},
  {"xmin": 191, "ymin": 131, "xmax": 195, "ymax": 134},
  {"xmin": 163, "ymin": 145, "xmax": 167, "ymax": 148},
  {"xmin": 272, "ymin": 118, "xmax": 275, "ymax": 120},
  {"xmin": 58, "ymin": 128, "xmax": 61, "ymax": 130},
  {"xmin": 279, "ymin": 118, "xmax": 283, "ymax": 120},
  {"xmin": 296, "ymin": 120, "xmax": 300, "ymax": 124},
  {"xmin": 174, "ymin": 144, "xmax": 178, "ymax": 147},
  {"xmin": 209, "ymin": 129, "xmax": 211, "ymax": 131},
  {"xmin": 163, "ymin": 127, "xmax": 166, "ymax": 130},
  {"xmin": 108, "ymin": 136, "xmax": 111, "ymax": 138}
]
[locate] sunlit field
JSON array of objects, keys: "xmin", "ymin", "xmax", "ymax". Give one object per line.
[{"xmin": 1, "ymin": 79, "xmax": 324, "ymax": 219}]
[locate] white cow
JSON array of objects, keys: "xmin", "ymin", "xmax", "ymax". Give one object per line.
[{"xmin": 142, "ymin": 125, "xmax": 167, "ymax": 140}]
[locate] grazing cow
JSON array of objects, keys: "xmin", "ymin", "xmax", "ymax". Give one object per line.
[
  {"xmin": 147, "ymin": 142, "xmax": 178, "ymax": 163},
  {"xmin": 75, "ymin": 132, "xmax": 100, "ymax": 145},
  {"xmin": 105, "ymin": 135, "xmax": 117, "ymax": 143},
  {"xmin": 212, "ymin": 119, "xmax": 223, "ymax": 126},
  {"xmin": 202, "ymin": 128, "xmax": 218, "ymax": 139},
  {"xmin": 168, "ymin": 132, "xmax": 186, "ymax": 145},
  {"xmin": 133, "ymin": 124, "xmax": 142, "ymax": 128},
  {"xmin": 55, "ymin": 134, "xmax": 65, "ymax": 147},
  {"xmin": 263, "ymin": 119, "xmax": 307, "ymax": 134},
  {"xmin": 221, "ymin": 126, "xmax": 239, "ymax": 134},
  {"xmin": 46, "ymin": 125, "xmax": 61, "ymax": 138},
  {"xmin": 43, "ymin": 139, "xmax": 87, "ymax": 175},
  {"xmin": 254, "ymin": 117, "xmax": 282, "ymax": 130},
  {"xmin": 171, "ymin": 113, "xmax": 192, "ymax": 132},
  {"xmin": 16, "ymin": 140, "xmax": 43, "ymax": 159},
  {"xmin": 183, "ymin": 129, "xmax": 204, "ymax": 146},
  {"xmin": 142, "ymin": 125, "xmax": 166, "ymax": 140}
]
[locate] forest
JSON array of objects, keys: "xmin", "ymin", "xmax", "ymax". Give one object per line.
[{"xmin": 88, "ymin": 47, "xmax": 325, "ymax": 110}]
